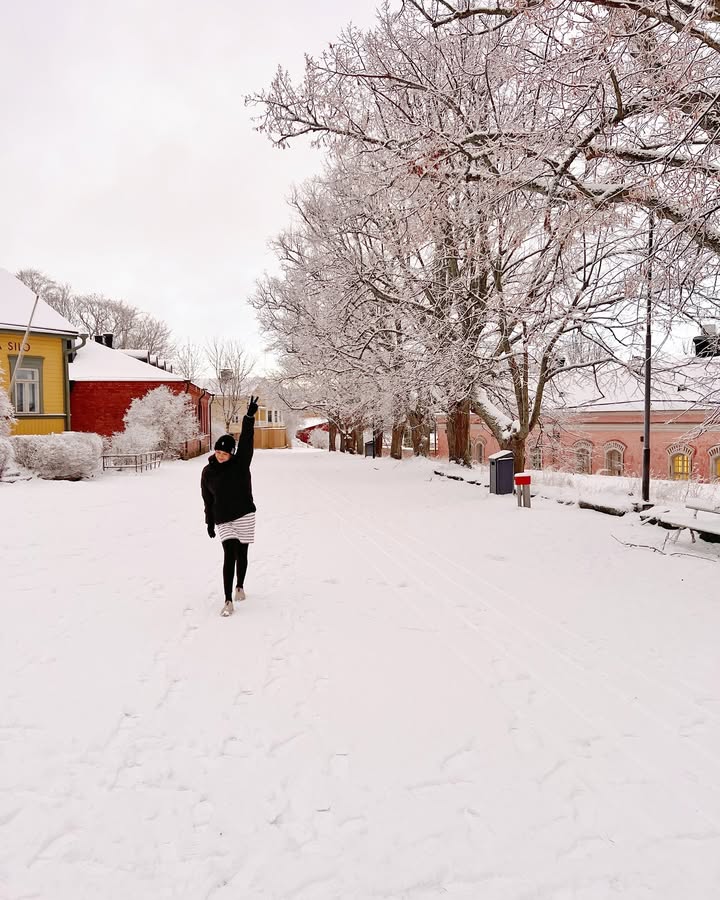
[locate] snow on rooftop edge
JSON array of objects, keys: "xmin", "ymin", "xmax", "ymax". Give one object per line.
[
  {"xmin": 0, "ymin": 267, "xmax": 78, "ymax": 336},
  {"xmin": 69, "ymin": 339, "xmax": 185, "ymax": 382}
]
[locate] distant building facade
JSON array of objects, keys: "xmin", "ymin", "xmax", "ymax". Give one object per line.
[{"xmin": 436, "ymin": 358, "xmax": 720, "ymax": 482}]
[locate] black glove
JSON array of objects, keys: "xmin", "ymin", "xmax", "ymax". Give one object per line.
[
  {"xmin": 247, "ymin": 395, "xmax": 259, "ymax": 417},
  {"xmin": 207, "ymin": 524, "xmax": 216, "ymax": 539}
]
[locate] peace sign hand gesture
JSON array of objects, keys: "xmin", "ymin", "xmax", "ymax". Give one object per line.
[{"xmin": 247, "ymin": 395, "xmax": 259, "ymax": 417}]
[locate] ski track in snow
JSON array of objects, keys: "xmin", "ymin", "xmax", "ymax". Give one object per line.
[{"xmin": 1, "ymin": 450, "xmax": 719, "ymax": 899}]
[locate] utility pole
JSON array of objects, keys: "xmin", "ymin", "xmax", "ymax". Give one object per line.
[
  {"xmin": 9, "ymin": 294, "xmax": 39, "ymax": 395},
  {"xmin": 642, "ymin": 214, "xmax": 654, "ymax": 504}
]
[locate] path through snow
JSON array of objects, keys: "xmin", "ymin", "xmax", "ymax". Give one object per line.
[{"xmin": 2, "ymin": 449, "xmax": 719, "ymax": 898}]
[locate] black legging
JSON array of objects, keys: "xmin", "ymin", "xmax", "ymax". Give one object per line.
[{"xmin": 222, "ymin": 539, "xmax": 249, "ymax": 602}]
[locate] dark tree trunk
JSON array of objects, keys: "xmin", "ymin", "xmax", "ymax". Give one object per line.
[
  {"xmin": 351, "ymin": 426, "xmax": 363, "ymax": 455},
  {"xmin": 407, "ymin": 410, "xmax": 431, "ymax": 457},
  {"xmin": 373, "ymin": 426, "xmax": 383, "ymax": 458},
  {"xmin": 390, "ymin": 423, "xmax": 404, "ymax": 460},
  {"xmin": 446, "ymin": 411, "xmax": 456, "ymax": 462},
  {"xmin": 448, "ymin": 399, "xmax": 471, "ymax": 467},
  {"xmin": 339, "ymin": 430, "xmax": 347, "ymax": 453},
  {"xmin": 328, "ymin": 422, "xmax": 337, "ymax": 452},
  {"xmin": 503, "ymin": 433, "xmax": 526, "ymax": 473}
]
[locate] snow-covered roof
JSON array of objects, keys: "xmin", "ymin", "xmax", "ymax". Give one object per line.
[
  {"xmin": 0, "ymin": 267, "xmax": 78, "ymax": 337},
  {"xmin": 552, "ymin": 361, "xmax": 720, "ymax": 413},
  {"xmin": 69, "ymin": 339, "xmax": 185, "ymax": 383}
]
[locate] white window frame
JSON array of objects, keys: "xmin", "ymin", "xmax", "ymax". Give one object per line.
[
  {"xmin": 574, "ymin": 440, "xmax": 593, "ymax": 475},
  {"xmin": 530, "ymin": 445, "xmax": 543, "ymax": 470},
  {"xmin": 604, "ymin": 441, "xmax": 625, "ymax": 476},
  {"xmin": 667, "ymin": 443, "xmax": 694, "ymax": 481},
  {"xmin": 10, "ymin": 356, "xmax": 43, "ymax": 415},
  {"xmin": 709, "ymin": 445, "xmax": 720, "ymax": 482}
]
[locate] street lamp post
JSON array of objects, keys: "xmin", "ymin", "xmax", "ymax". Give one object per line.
[{"xmin": 642, "ymin": 214, "xmax": 654, "ymax": 504}]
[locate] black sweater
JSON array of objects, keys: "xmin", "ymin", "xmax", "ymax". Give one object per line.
[{"xmin": 201, "ymin": 415, "xmax": 256, "ymax": 526}]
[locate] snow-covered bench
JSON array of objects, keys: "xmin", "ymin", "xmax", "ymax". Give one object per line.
[
  {"xmin": 685, "ymin": 498, "xmax": 720, "ymax": 518},
  {"xmin": 641, "ymin": 499, "xmax": 720, "ymax": 543}
]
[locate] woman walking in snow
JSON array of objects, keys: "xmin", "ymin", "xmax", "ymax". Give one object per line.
[{"xmin": 201, "ymin": 396, "xmax": 259, "ymax": 617}]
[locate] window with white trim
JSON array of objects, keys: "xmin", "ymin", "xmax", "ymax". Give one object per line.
[
  {"xmin": 574, "ymin": 441, "xmax": 593, "ymax": 474},
  {"xmin": 709, "ymin": 446, "xmax": 720, "ymax": 482},
  {"xmin": 604, "ymin": 441, "xmax": 625, "ymax": 477},
  {"xmin": 671, "ymin": 453, "xmax": 691, "ymax": 480},
  {"xmin": 530, "ymin": 446, "xmax": 543, "ymax": 470},
  {"xmin": 10, "ymin": 356, "xmax": 43, "ymax": 414},
  {"xmin": 667, "ymin": 443, "xmax": 694, "ymax": 481}
]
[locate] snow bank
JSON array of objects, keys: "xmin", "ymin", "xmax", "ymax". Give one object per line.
[
  {"xmin": 11, "ymin": 432, "xmax": 103, "ymax": 480},
  {"xmin": 532, "ymin": 467, "xmax": 720, "ymax": 509}
]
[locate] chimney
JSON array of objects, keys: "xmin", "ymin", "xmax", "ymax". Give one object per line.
[
  {"xmin": 102, "ymin": 333, "xmax": 114, "ymax": 349},
  {"xmin": 94, "ymin": 335, "xmax": 103, "ymax": 345}
]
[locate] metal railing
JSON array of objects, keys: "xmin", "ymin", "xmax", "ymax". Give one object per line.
[
  {"xmin": 180, "ymin": 434, "xmax": 211, "ymax": 460},
  {"xmin": 102, "ymin": 451, "xmax": 164, "ymax": 473}
]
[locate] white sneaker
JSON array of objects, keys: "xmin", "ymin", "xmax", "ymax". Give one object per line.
[
  {"xmin": 221, "ymin": 601, "xmax": 234, "ymax": 617},
  {"xmin": 235, "ymin": 587, "xmax": 246, "ymax": 602}
]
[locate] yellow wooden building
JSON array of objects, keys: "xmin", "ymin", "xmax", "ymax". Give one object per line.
[
  {"xmin": 0, "ymin": 268, "xmax": 80, "ymax": 435},
  {"xmin": 209, "ymin": 390, "xmax": 290, "ymax": 449}
]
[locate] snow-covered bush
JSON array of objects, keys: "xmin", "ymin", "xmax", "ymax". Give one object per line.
[
  {"xmin": 11, "ymin": 432, "xmax": 103, "ymax": 480},
  {"xmin": 110, "ymin": 386, "xmax": 199, "ymax": 460},
  {"xmin": 0, "ymin": 366, "xmax": 16, "ymax": 438},
  {"xmin": 109, "ymin": 424, "xmax": 161, "ymax": 456},
  {"xmin": 309, "ymin": 427, "xmax": 330, "ymax": 450},
  {"xmin": 0, "ymin": 437, "xmax": 15, "ymax": 477}
]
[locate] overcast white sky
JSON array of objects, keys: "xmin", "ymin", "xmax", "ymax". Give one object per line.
[{"xmin": 0, "ymin": 0, "xmax": 379, "ymax": 368}]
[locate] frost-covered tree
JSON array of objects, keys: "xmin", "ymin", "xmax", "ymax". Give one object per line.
[
  {"xmin": 206, "ymin": 338, "xmax": 255, "ymax": 433},
  {"xmin": 173, "ymin": 341, "xmax": 204, "ymax": 382},
  {"xmin": 111, "ymin": 386, "xmax": 199, "ymax": 459},
  {"xmin": 250, "ymin": 0, "xmax": 720, "ymax": 468},
  {"xmin": 0, "ymin": 366, "xmax": 16, "ymax": 438},
  {"xmin": 0, "ymin": 366, "xmax": 17, "ymax": 478},
  {"xmin": 15, "ymin": 269, "xmax": 175, "ymax": 357}
]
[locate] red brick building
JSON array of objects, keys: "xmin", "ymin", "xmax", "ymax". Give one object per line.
[
  {"xmin": 68, "ymin": 338, "xmax": 212, "ymax": 454},
  {"xmin": 436, "ymin": 360, "xmax": 720, "ymax": 482}
]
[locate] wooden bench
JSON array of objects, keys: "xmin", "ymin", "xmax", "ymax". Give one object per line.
[{"xmin": 641, "ymin": 499, "xmax": 720, "ymax": 543}]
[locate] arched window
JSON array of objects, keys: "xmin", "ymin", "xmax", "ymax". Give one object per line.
[
  {"xmin": 709, "ymin": 446, "xmax": 720, "ymax": 482},
  {"xmin": 474, "ymin": 440, "xmax": 485, "ymax": 464},
  {"xmin": 574, "ymin": 441, "xmax": 593, "ymax": 475},
  {"xmin": 530, "ymin": 445, "xmax": 543, "ymax": 470},
  {"xmin": 604, "ymin": 441, "xmax": 625, "ymax": 477},
  {"xmin": 667, "ymin": 443, "xmax": 694, "ymax": 481}
]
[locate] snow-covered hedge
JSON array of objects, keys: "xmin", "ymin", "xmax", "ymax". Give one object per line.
[
  {"xmin": 0, "ymin": 437, "xmax": 15, "ymax": 477},
  {"xmin": 10, "ymin": 432, "xmax": 103, "ymax": 480},
  {"xmin": 1, "ymin": 366, "xmax": 16, "ymax": 438},
  {"xmin": 109, "ymin": 386, "xmax": 199, "ymax": 460}
]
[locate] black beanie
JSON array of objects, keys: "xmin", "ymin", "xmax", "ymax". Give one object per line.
[{"xmin": 214, "ymin": 434, "xmax": 236, "ymax": 454}]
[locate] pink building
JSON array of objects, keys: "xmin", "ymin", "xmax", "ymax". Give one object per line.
[{"xmin": 437, "ymin": 360, "xmax": 720, "ymax": 482}]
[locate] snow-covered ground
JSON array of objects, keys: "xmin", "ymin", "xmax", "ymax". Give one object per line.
[{"xmin": 2, "ymin": 449, "xmax": 719, "ymax": 899}]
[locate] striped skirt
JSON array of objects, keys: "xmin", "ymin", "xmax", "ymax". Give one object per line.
[{"xmin": 216, "ymin": 512, "xmax": 256, "ymax": 544}]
